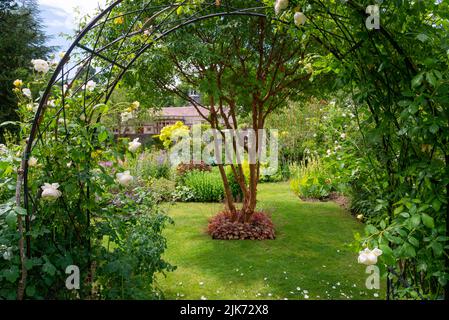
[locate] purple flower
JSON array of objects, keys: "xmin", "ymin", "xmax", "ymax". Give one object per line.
[{"xmin": 99, "ymin": 161, "xmax": 113, "ymax": 168}]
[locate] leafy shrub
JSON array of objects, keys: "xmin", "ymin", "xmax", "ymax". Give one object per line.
[
  {"xmin": 151, "ymin": 178, "xmax": 176, "ymax": 202},
  {"xmin": 96, "ymin": 186, "xmax": 176, "ymax": 299},
  {"xmin": 290, "ymin": 156, "xmax": 334, "ymax": 200},
  {"xmin": 172, "ymin": 185, "xmax": 195, "ymax": 202},
  {"xmin": 130, "ymin": 150, "xmax": 171, "ymax": 180},
  {"xmin": 182, "ymin": 169, "xmax": 224, "ymax": 202},
  {"xmin": 208, "ymin": 211, "xmax": 275, "ymax": 240}
]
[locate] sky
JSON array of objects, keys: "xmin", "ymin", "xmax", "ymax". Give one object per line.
[{"xmin": 37, "ymin": 0, "xmax": 107, "ymax": 50}]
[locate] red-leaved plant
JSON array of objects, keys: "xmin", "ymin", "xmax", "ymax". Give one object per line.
[{"xmin": 207, "ymin": 211, "xmax": 275, "ymax": 240}]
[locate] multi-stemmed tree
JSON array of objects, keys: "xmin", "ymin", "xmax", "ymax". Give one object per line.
[{"xmin": 125, "ymin": 14, "xmax": 317, "ymax": 221}]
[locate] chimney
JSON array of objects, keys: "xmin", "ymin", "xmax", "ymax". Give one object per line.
[{"xmin": 188, "ymin": 89, "xmax": 201, "ymax": 104}]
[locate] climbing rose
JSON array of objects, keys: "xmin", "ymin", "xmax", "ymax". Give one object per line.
[
  {"xmin": 22, "ymin": 88, "xmax": 32, "ymax": 99},
  {"xmin": 116, "ymin": 171, "xmax": 134, "ymax": 186},
  {"xmin": 13, "ymin": 79, "xmax": 23, "ymax": 87},
  {"xmin": 128, "ymin": 138, "xmax": 142, "ymax": 153},
  {"xmin": 357, "ymin": 248, "xmax": 382, "ymax": 266},
  {"xmin": 274, "ymin": 0, "xmax": 288, "ymax": 15},
  {"xmin": 31, "ymin": 59, "xmax": 50, "ymax": 73},
  {"xmin": 294, "ymin": 12, "xmax": 307, "ymax": 26},
  {"xmin": 41, "ymin": 183, "xmax": 62, "ymax": 201},
  {"xmin": 28, "ymin": 157, "xmax": 38, "ymax": 167}
]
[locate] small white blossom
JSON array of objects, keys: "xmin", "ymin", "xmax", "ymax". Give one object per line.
[
  {"xmin": 22, "ymin": 88, "xmax": 32, "ymax": 99},
  {"xmin": 3, "ymin": 248, "xmax": 13, "ymax": 261},
  {"xmin": 84, "ymin": 80, "xmax": 96, "ymax": 92},
  {"xmin": 121, "ymin": 111, "xmax": 133, "ymax": 123},
  {"xmin": 340, "ymin": 133, "xmax": 347, "ymax": 139}
]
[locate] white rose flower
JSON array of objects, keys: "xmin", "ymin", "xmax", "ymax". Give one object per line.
[
  {"xmin": 357, "ymin": 214, "xmax": 364, "ymax": 220},
  {"xmin": 372, "ymin": 248, "xmax": 383, "ymax": 257},
  {"xmin": 41, "ymin": 183, "xmax": 62, "ymax": 201},
  {"xmin": 357, "ymin": 248, "xmax": 382, "ymax": 266},
  {"xmin": 3, "ymin": 248, "xmax": 12, "ymax": 261},
  {"xmin": 116, "ymin": 171, "xmax": 134, "ymax": 186},
  {"xmin": 84, "ymin": 80, "xmax": 96, "ymax": 92},
  {"xmin": 340, "ymin": 133, "xmax": 346, "ymax": 139},
  {"xmin": 28, "ymin": 157, "xmax": 38, "ymax": 167},
  {"xmin": 294, "ymin": 12, "xmax": 307, "ymax": 26},
  {"xmin": 31, "ymin": 59, "xmax": 50, "ymax": 73},
  {"xmin": 128, "ymin": 138, "xmax": 142, "ymax": 153},
  {"xmin": 275, "ymin": 0, "xmax": 289, "ymax": 15},
  {"xmin": 22, "ymin": 88, "xmax": 32, "ymax": 99}
]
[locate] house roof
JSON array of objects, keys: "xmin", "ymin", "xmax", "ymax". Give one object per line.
[{"xmin": 159, "ymin": 106, "xmax": 210, "ymax": 118}]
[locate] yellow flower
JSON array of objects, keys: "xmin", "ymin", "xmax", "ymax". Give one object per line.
[
  {"xmin": 13, "ymin": 79, "xmax": 23, "ymax": 87},
  {"xmin": 91, "ymin": 150, "xmax": 103, "ymax": 159},
  {"xmin": 131, "ymin": 101, "xmax": 140, "ymax": 110},
  {"xmin": 114, "ymin": 16, "xmax": 124, "ymax": 25}
]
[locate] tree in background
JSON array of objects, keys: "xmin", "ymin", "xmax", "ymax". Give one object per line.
[{"xmin": 0, "ymin": 0, "xmax": 51, "ymax": 140}]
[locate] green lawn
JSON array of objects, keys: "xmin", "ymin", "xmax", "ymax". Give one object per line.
[{"xmin": 157, "ymin": 182, "xmax": 384, "ymax": 300}]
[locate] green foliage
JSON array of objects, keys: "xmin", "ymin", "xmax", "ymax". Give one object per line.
[
  {"xmin": 95, "ymin": 187, "xmax": 175, "ymax": 300},
  {"xmin": 151, "ymin": 178, "xmax": 177, "ymax": 202},
  {"xmin": 0, "ymin": 63, "xmax": 175, "ymax": 299},
  {"xmin": 182, "ymin": 169, "xmax": 225, "ymax": 203},
  {"xmin": 290, "ymin": 156, "xmax": 333, "ymax": 199},
  {"xmin": 126, "ymin": 149, "xmax": 172, "ymax": 181}
]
